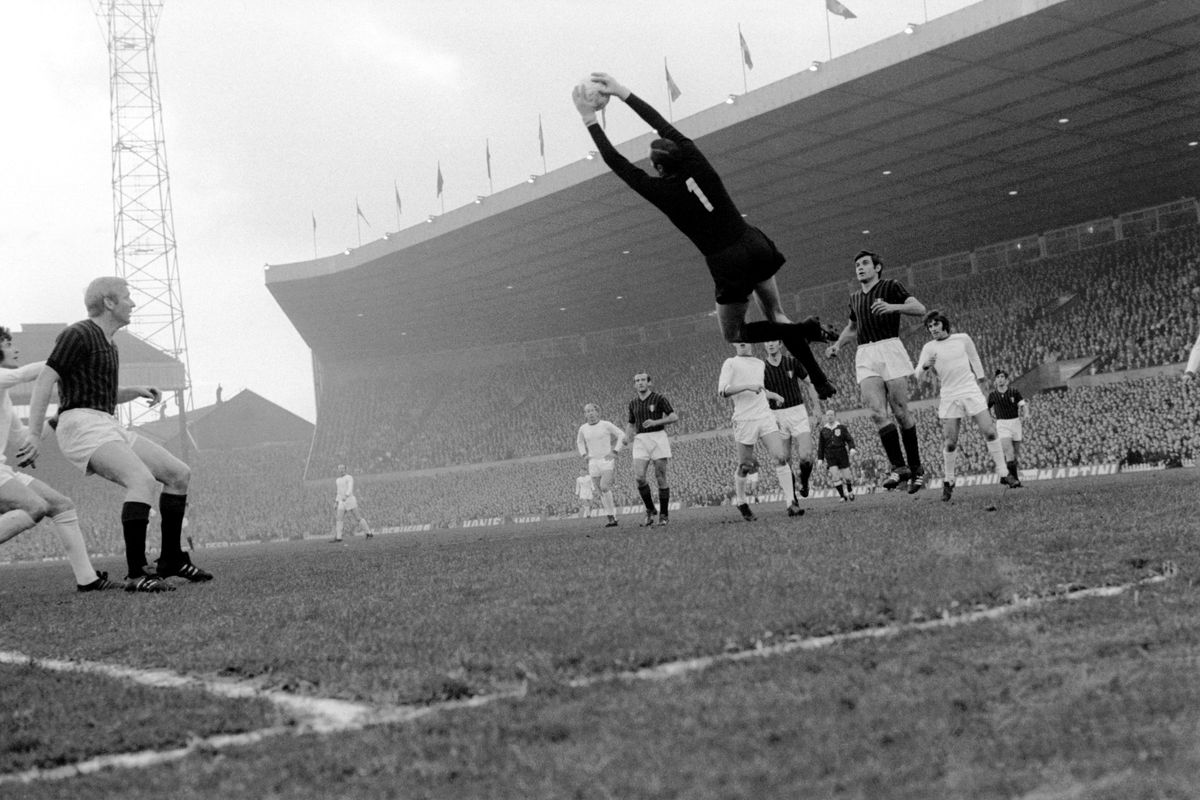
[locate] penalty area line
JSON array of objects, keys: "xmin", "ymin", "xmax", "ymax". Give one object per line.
[
  {"xmin": 568, "ymin": 572, "xmax": 1173, "ymax": 686},
  {"xmin": 0, "ymin": 649, "xmax": 523, "ymax": 786}
]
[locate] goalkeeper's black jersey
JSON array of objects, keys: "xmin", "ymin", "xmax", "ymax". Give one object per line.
[{"xmin": 587, "ymin": 94, "xmax": 748, "ymax": 256}]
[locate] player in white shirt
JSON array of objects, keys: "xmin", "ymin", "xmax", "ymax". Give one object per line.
[
  {"xmin": 1183, "ymin": 327, "xmax": 1200, "ymax": 384},
  {"xmin": 914, "ymin": 311, "xmax": 1013, "ymax": 502},
  {"xmin": 333, "ymin": 464, "xmax": 373, "ymax": 542},
  {"xmin": 718, "ymin": 342, "xmax": 799, "ymax": 521},
  {"xmin": 0, "ymin": 326, "xmax": 119, "ymax": 592},
  {"xmin": 576, "ymin": 403, "xmax": 624, "ymax": 527}
]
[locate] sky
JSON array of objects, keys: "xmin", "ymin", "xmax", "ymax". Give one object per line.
[{"xmin": 0, "ymin": 0, "xmax": 977, "ymax": 423}]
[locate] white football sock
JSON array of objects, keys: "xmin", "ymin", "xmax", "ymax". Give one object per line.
[
  {"xmin": 987, "ymin": 439, "xmax": 1007, "ymax": 476},
  {"xmin": 52, "ymin": 510, "xmax": 99, "ymax": 585},
  {"xmin": 775, "ymin": 464, "xmax": 796, "ymax": 504},
  {"xmin": 943, "ymin": 448, "xmax": 957, "ymax": 483}
]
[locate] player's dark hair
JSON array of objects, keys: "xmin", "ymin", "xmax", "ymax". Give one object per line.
[
  {"xmin": 994, "ymin": 369, "xmax": 1008, "ymax": 378},
  {"xmin": 634, "ymin": 372, "xmax": 651, "ymax": 382},
  {"xmin": 854, "ymin": 250, "xmax": 882, "ymax": 271},
  {"xmin": 0, "ymin": 326, "xmax": 10, "ymax": 344},
  {"xmin": 649, "ymin": 139, "xmax": 682, "ymax": 175},
  {"xmin": 923, "ymin": 309, "xmax": 951, "ymax": 332}
]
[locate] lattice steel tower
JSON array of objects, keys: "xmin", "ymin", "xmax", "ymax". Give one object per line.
[{"xmin": 98, "ymin": 0, "xmax": 193, "ymax": 435}]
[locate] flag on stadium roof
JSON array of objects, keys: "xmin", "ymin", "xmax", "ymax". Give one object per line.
[
  {"xmin": 826, "ymin": 0, "xmax": 857, "ymax": 19},
  {"xmin": 665, "ymin": 59, "xmax": 682, "ymax": 102},
  {"xmin": 739, "ymin": 27, "xmax": 753, "ymax": 70},
  {"xmin": 355, "ymin": 198, "xmax": 370, "ymax": 227},
  {"xmin": 538, "ymin": 115, "xmax": 545, "ymax": 158},
  {"xmin": 436, "ymin": 162, "xmax": 444, "ymax": 197}
]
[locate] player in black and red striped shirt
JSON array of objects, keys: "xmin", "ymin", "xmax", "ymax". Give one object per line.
[
  {"xmin": 825, "ymin": 251, "xmax": 928, "ymax": 493},
  {"xmin": 762, "ymin": 340, "xmax": 821, "ymax": 509},
  {"xmin": 987, "ymin": 370, "xmax": 1029, "ymax": 488},
  {"xmin": 21, "ymin": 276, "xmax": 212, "ymax": 592},
  {"xmin": 624, "ymin": 372, "xmax": 678, "ymax": 527},
  {"xmin": 574, "ymin": 72, "xmax": 839, "ymax": 399}
]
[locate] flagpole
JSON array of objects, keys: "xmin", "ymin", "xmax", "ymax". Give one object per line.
[
  {"xmin": 826, "ymin": 9, "xmax": 833, "ymax": 60},
  {"xmin": 487, "ymin": 139, "xmax": 494, "ymax": 194},
  {"xmin": 739, "ymin": 24, "xmax": 748, "ymax": 94},
  {"xmin": 540, "ymin": 115, "xmax": 547, "ymax": 175},
  {"xmin": 312, "ymin": 213, "xmax": 317, "ymax": 258},
  {"xmin": 355, "ymin": 198, "xmax": 361, "ymax": 247}
]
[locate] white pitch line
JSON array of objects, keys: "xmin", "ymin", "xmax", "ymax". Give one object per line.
[
  {"xmin": 567, "ymin": 573, "xmax": 1172, "ymax": 687},
  {"xmin": 0, "ymin": 572, "xmax": 1172, "ymax": 784}
]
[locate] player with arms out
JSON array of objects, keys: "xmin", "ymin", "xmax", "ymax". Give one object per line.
[
  {"xmin": 915, "ymin": 310, "xmax": 1013, "ymax": 502},
  {"xmin": 762, "ymin": 339, "xmax": 822, "ymax": 506},
  {"xmin": 625, "ymin": 373, "xmax": 678, "ymax": 527},
  {"xmin": 573, "ymin": 72, "xmax": 838, "ymax": 398},
  {"xmin": 987, "ymin": 369, "xmax": 1029, "ymax": 488},
  {"xmin": 576, "ymin": 402, "xmax": 624, "ymax": 527},
  {"xmin": 333, "ymin": 464, "xmax": 374, "ymax": 542},
  {"xmin": 719, "ymin": 342, "xmax": 801, "ymax": 520},
  {"xmin": 825, "ymin": 250, "xmax": 927, "ymax": 493},
  {"xmin": 0, "ymin": 326, "xmax": 120, "ymax": 592},
  {"xmin": 19, "ymin": 276, "xmax": 210, "ymax": 592}
]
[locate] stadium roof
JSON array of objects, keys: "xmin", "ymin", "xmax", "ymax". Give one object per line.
[
  {"xmin": 133, "ymin": 388, "xmax": 313, "ymax": 450},
  {"xmin": 266, "ymin": 0, "xmax": 1200, "ymax": 362}
]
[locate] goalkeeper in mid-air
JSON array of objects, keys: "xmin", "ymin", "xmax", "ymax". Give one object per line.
[{"xmin": 572, "ymin": 71, "xmax": 838, "ymax": 399}]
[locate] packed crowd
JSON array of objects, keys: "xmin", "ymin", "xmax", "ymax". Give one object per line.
[{"xmin": 308, "ymin": 226, "xmax": 1200, "ymax": 476}]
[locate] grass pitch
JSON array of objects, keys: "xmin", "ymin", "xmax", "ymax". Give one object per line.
[{"xmin": 1, "ymin": 470, "xmax": 1198, "ymax": 798}]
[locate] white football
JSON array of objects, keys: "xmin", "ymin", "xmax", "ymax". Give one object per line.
[{"xmin": 579, "ymin": 78, "xmax": 609, "ymax": 110}]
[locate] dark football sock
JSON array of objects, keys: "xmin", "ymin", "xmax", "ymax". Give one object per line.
[
  {"xmin": 658, "ymin": 487, "xmax": 670, "ymax": 515},
  {"xmin": 900, "ymin": 424, "xmax": 922, "ymax": 471},
  {"xmin": 159, "ymin": 493, "xmax": 187, "ymax": 560},
  {"xmin": 121, "ymin": 501, "xmax": 151, "ymax": 576},
  {"xmin": 835, "ymin": 482, "xmax": 846, "ymax": 498},
  {"xmin": 879, "ymin": 423, "xmax": 905, "ymax": 470},
  {"xmin": 637, "ymin": 484, "xmax": 657, "ymax": 515}
]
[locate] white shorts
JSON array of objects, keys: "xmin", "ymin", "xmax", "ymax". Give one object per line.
[
  {"xmin": 0, "ymin": 463, "xmax": 35, "ymax": 490},
  {"xmin": 855, "ymin": 338, "xmax": 915, "ymax": 384},
  {"xmin": 337, "ymin": 496, "xmax": 359, "ymax": 512},
  {"xmin": 587, "ymin": 457, "xmax": 616, "ymax": 479},
  {"xmin": 996, "ymin": 417, "xmax": 1024, "ymax": 442},
  {"xmin": 732, "ymin": 413, "xmax": 780, "ymax": 446},
  {"xmin": 631, "ymin": 431, "xmax": 671, "ymax": 461},
  {"xmin": 938, "ymin": 390, "xmax": 989, "ymax": 420},
  {"xmin": 773, "ymin": 405, "xmax": 811, "ymax": 439},
  {"xmin": 56, "ymin": 408, "xmax": 140, "ymax": 474}
]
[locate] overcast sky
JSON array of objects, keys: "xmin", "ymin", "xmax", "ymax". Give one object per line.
[{"xmin": 0, "ymin": 0, "xmax": 976, "ymax": 423}]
